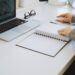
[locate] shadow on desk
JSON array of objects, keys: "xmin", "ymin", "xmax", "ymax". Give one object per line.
[{"xmin": 63, "ymin": 58, "xmax": 75, "ymax": 75}]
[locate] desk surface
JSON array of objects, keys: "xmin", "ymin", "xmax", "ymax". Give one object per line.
[{"xmin": 0, "ymin": 3, "xmax": 75, "ymax": 75}]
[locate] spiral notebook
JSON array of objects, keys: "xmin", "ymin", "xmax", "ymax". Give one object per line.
[{"xmin": 17, "ymin": 23, "xmax": 70, "ymax": 57}]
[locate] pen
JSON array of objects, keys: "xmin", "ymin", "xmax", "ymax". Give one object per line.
[{"xmin": 50, "ymin": 21, "xmax": 57, "ymax": 24}]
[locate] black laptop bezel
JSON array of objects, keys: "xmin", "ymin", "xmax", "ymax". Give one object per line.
[{"xmin": 0, "ymin": 0, "xmax": 16, "ymax": 23}]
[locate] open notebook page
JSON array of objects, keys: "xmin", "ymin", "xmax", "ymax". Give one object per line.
[
  {"xmin": 35, "ymin": 23, "xmax": 70, "ymax": 42},
  {"xmin": 17, "ymin": 33, "xmax": 69, "ymax": 57}
]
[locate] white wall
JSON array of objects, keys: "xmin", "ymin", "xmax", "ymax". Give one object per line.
[
  {"xmin": 16, "ymin": 0, "xmax": 20, "ymax": 9},
  {"xmin": 19, "ymin": 0, "xmax": 40, "ymax": 10}
]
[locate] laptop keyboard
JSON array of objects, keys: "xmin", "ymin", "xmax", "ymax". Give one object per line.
[{"xmin": 0, "ymin": 18, "xmax": 27, "ymax": 33}]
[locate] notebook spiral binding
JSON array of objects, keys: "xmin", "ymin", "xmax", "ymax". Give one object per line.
[{"xmin": 34, "ymin": 32, "xmax": 69, "ymax": 42}]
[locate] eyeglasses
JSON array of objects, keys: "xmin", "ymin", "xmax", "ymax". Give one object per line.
[{"xmin": 24, "ymin": 10, "xmax": 36, "ymax": 19}]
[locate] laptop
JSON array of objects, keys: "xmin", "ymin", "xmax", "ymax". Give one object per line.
[{"xmin": 0, "ymin": 0, "xmax": 40, "ymax": 41}]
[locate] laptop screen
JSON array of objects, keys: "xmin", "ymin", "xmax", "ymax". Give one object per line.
[{"xmin": 0, "ymin": 0, "xmax": 16, "ymax": 23}]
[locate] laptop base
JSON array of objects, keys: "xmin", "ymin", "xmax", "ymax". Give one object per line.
[{"xmin": 0, "ymin": 19, "xmax": 40, "ymax": 41}]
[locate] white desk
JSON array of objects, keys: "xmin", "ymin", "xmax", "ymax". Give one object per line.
[{"xmin": 0, "ymin": 3, "xmax": 75, "ymax": 75}]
